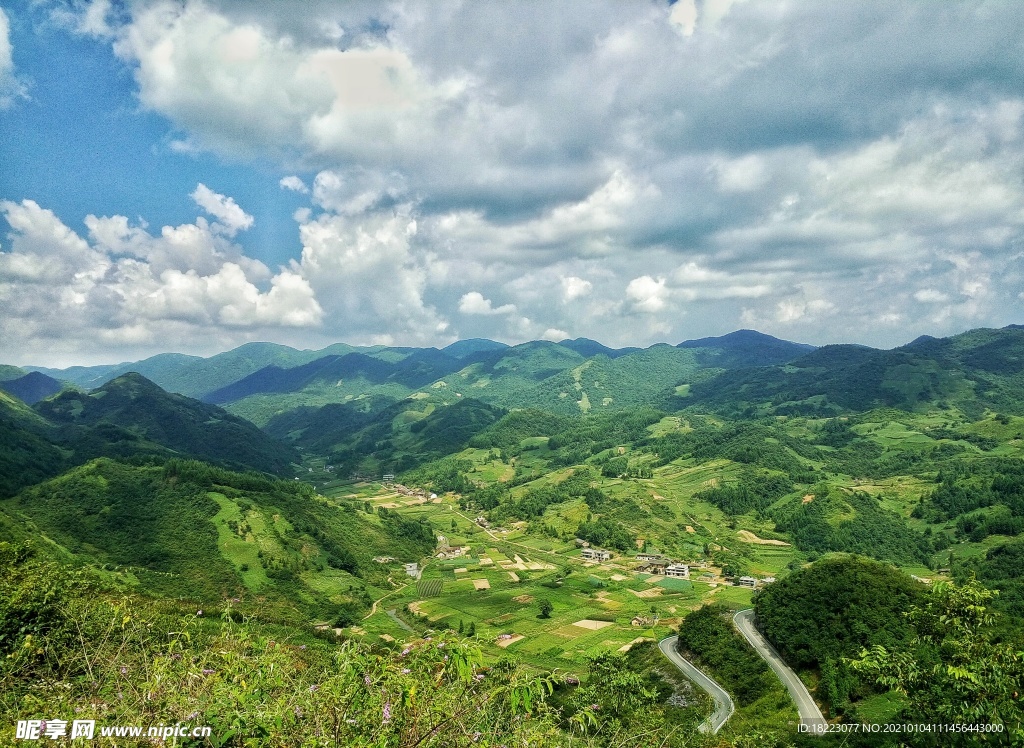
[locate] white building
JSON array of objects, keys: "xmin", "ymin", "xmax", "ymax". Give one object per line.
[
  {"xmin": 737, "ymin": 576, "xmax": 757, "ymax": 588},
  {"xmin": 664, "ymin": 564, "xmax": 690, "ymax": 579},
  {"xmin": 581, "ymin": 548, "xmax": 612, "ymax": 562}
]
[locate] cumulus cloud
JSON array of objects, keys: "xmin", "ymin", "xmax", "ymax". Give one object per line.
[
  {"xmin": 191, "ymin": 183, "xmax": 254, "ymax": 236},
  {"xmin": 626, "ymin": 276, "xmax": 669, "ymax": 314},
  {"xmin": 542, "ymin": 328, "xmax": 570, "ymax": 342},
  {"xmin": 279, "ymin": 175, "xmax": 309, "ymax": 193},
  {"xmin": 10, "ymin": 1, "xmax": 1024, "ymax": 356},
  {"xmin": 0, "ymin": 193, "xmax": 322, "ymax": 363},
  {"xmin": 561, "ymin": 276, "xmax": 593, "ymax": 302},
  {"xmin": 458, "ymin": 292, "xmax": 516, "ymax": 316}
]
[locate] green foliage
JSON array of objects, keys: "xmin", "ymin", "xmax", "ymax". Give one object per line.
[
  {"xmin": 675, "ymin": 605, "xmax": 778, "ymax": 707},
  {"xmin": 35, "ymin": 373, "xmax": 298, "ymax": 475},
  {"xmin": 914, "ymin": 458, "xmax": 1024, "ymax": 541},
  {"xmin": 754, "ymin": 555, "xmax": 923, "ymax": 710},
  {"xmin": 955, "ymin": 537, "xmax": 1024, "ymax": 617},
  {"xmin": 850, "ymin": 579, "xmax": 1024, "ymax": 744},
  {"xmin": 694, "ymin": 469, "xmax": 793, "ymax": 516},
  {"xmin": 771, "ymin": 486, "xmax": 931, "ymax": 565},
  {"xmin": 575, "ymin": 517, "xmax": 635, "ymax": 551}
]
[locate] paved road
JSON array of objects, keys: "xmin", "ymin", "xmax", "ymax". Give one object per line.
[
  {"xmin": 733, "ymin": 609, "xmax": 828, "ymax": 735},
  {"xmin": 658, "ymin": 636, "xmax": 735, "ymax": 734}
]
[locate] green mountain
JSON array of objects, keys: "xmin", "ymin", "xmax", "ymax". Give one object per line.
[
  {"xmin": 0, "ymin": 371, "xmax": 64, "ymax": 404},
  {"xmin": 677, "ymin": 328, "xmax": 816, "ymax": 368},
  {"xmin": 0, "ymin": 390, "xmax": 65, "ymax": 498},
  {"xmin": 35, "ymin": 373, "xmax": 299, "ymax": 475},
  {"xmin": 684, "ymin": 331, "xmax": 1015, "ymax": 416},
  {"xmin": 442, "ymin": 338, "xmax": 509, "ymax": 358},
  {"xmin": 267, "ymin": 395, "xmax": 506, "ymax": 476},
  {"xmin": 1, "ymin": 458, "xmax": 435, "ymax": 613},
  {"xmin": 0, "ymin": 364, "xmax": 27, "ymax": 382}
]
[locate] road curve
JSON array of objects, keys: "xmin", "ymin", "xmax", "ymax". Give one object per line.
[
  {"xmin": 733, "ymin": 609, "xmax": 828, "ymax": 735},
  {"xmin": 658, "ymin": 636, "xmax": 735, "ymax": 734}
]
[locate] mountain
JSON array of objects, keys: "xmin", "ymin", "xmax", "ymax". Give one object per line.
[
  {"xmin": 35, "ymin": 373, "xmax": 299, "ymax": 475},
  {"xmin": 442, "ymin": 338, "xmax": 509, "ymax": 359},
  {"xmin": 0, "ymin": 365, "xmax": 27, "ymax": 382},
  {"xmin": 1, "ymin": 458, "xmax": 436, "ymax": 612},
  {"xmin": 25, "ymin": 342, "xmax": 410, "ymax": 400},
  {"xmin": 0, "ymin": 390, "xmax": 65, "ymax": 498},
  {"xmin": 685, "ymin": 326, "xmax": 1024, "ymax": 416},
  {"xmin": 205, "ymin": 349, "xmax": 464, "ymax": 406},
  {"xmin": 677, "ymin": 329, "xmax": 817, "ymax": 368},
  {"xmin": 265, "ymin": 395, "xmax": 506, "ymax": 476},
  {"xmin": 556, "ymin": 338, "xmax": 639, "ymax": 359},
  {"xmin": 0, "ymin": 371, "xmax": 64, "ymax": 404}
]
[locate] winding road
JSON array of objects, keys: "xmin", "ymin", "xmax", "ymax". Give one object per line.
[
  {"xmin": 658, "ymin": 636, "xmax": 735, "ymax": 734},
  {"xmin": 733, "ymin": 609, "xmax": 828, "ymax": 735}
]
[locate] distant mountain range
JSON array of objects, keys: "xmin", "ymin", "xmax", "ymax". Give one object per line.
[{"xmin": 0, "ymin": 372, "xmax": 297, "ymax": 498}]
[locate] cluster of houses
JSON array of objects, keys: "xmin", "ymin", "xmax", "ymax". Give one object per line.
[
  {"xmin": 435, "ymin": 535, "xmax": 471, "ymax": 560},
  {"xmin": 580, "ymin": 547, "xmax": 613, "ymax": 562},
  {"xmin": 635, "ymin": 552, "xmax": 692, "ymax": 579}
]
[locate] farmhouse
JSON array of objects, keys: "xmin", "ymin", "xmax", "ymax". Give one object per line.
[
  {"xmin": 581, "ymin": 548, "xmax": 612, "ymax": 562},
  {"xmin": 574, "ymin": 538, "xmax": 591, "ymax": 548},
  {"xmin": 664, "ymin": 564, "xmax": 690, "ymax": 579},
  {"xmin": 404, "ymin": 562, "xmax": 420, "ymax": 578},
  {"xmin": 737, "ymin": 576, "xmax": 757, "ymax": 588},
  {"xmin": 636, "ymin": 552, "xmax": 667, "ymax": 562},
  {"xmin": 372, "ymin": 556, "xmax": 396, "ymax": 564}
]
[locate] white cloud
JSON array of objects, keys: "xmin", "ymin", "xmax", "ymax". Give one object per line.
[
  {"xmin": 279, "ymin": 175, "xmax": 309, "ymax": 193},
  {"xmin": 0, "ymin": 7, "xmax": 27, "ymax": 108},
  {"xmin": 190, "ymin": 183, "xmax": 254, "ymax": 236},
  {"xmin": 561, "ymin": 276, "xmax": 593, "ymax": 301},
  {"xmin": 0, "ymin": 195, "xmax": 323, "ymax": 363},
  {"xmin": 311, "ymin": 168, "xmax": 407, "ymax": 215},
  {"xmin": 458, "ymin": 291, "xmax": 516, "ymax": 316},
  {"xmin": 626, "ymin": 276, "xmax": 668, "ymax": 313},
  {"xmin": 913, "ymin": 288, "xmax": 949, "ymax": 303},
  {"xmin": 541, "ymin": 328, "xmax": 570, "ymax": 341}
]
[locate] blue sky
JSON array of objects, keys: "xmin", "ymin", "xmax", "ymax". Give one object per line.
[{"xmin": 2, "ymin": 1, "xmax": 1024, "ymax": 366}]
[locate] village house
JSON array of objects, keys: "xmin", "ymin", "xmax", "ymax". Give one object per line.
[
  {"xmin": 636, "ymin": 552, "xmax": 666, "ymax": 562},
  {"xmin": 737, "ymin": 576, "xmax": 757, "ymax": 588},
  {"xmin": 372, "ymin": 556, "xmax": 396, "ymax": 564},
  {"xmin": 664, "ymin": 564, "xmax": 690, "ymax": 579},
  {"xmin": 581, "ymin": 548, "xmax": 612, "ymax": 562},
  {"xmin": 574, "ymin": 538, "xmax": 591, "ymax": 548},
  {"xmin": 404, "ymin": 562, "xmax": 420, "ymax": 578}
]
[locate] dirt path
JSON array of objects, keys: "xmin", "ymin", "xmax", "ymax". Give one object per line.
[{"xmin": 364, "ymin": 582, "xmax": 409, "ymax": 620}]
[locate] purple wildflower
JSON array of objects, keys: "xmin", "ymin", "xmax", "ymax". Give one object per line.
[
  {"xmin": 401, "ymin": 668, "xmax": 411, "ymax": 674},
  {"xmin": 308, "ymin": 684, "xmax": 319, "ymax": 693},
  {"xmin": 120, "ymin": 666, "xmax": 128, "ymax": 675},
  {"xmin": 196, "ymin": 610, "xmax": 203, "ymax": 617},
  {"xmin": 202, "ymin": 669, "xmax": 215, "ymax": 675},
  {"xmin": 364, "ymin": 675, "xmax": 372, "ymax": 686},
  {"xmin": 474, "ymin": 674, "xmax": 485, "ymax": 681},
  {"xmin": 383, "ymin": 701, "xmax": 392, "ymax": 724},
  {"xmin": 401, "ymin": 648, "xmax": 411, "ymax": 656},
  {"xmin": 590, "ymin": 704, "xmax": 600, "ymax": 711},
  {"xmin": 186, "ymin": 712, "xmax": 200, "ymax": 721},
  {"xmin": 437, "ymin": 642, "xmax": 445, "ymax": 648}
]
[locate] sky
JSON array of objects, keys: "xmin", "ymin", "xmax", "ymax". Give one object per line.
[{"xmin": 2, "ymin": 0, "xmax": 1024, "ymax": 367}]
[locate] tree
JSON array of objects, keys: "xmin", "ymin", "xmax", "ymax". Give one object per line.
[
  {"xmin": 537, "ymin": 599, "xmax": 553, "ymax": 619},
  {"xmin": 850, "ymin": 579, "xmax": 1024, "ymax": 743}
]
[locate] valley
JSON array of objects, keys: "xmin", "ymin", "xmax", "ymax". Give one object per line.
[{"xmin": 3, "ymin": 326, "xmax": 1024, "ymax": 746}]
